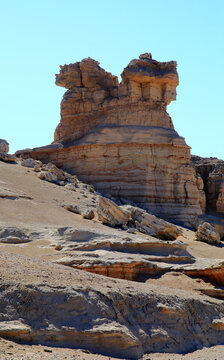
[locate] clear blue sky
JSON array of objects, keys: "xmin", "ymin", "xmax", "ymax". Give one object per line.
[{"xmin": 1, "ymin": 0, "xmax": 224, "ymax": 158}]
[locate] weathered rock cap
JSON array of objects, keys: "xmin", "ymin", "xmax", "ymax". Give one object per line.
[
  {"xmin": 55, "ymin": 53, "xmax": 178, "ymax": 91},
  {"xmin": 55, "ymin": 57, "xmax": 118, "ymax": 90},
  {"xmin": 121, "ymin": 53, "xmax": 179, "ymax": 85}
]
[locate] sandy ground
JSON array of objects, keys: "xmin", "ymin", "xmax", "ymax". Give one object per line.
[
  {"xmin": 1, "ymin": 160, "xmax": 224, "ymax": 359},
  {"xmin": 0, "ymin": 338, "xmax": 224, "ymax": 360}
]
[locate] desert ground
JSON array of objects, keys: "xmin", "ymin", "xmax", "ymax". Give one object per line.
[{"xmin": 0, "ymin": 159, "xmax": 224, "ymax": 359}]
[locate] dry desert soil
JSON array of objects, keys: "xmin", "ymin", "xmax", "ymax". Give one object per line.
[{"xmin": 0, "ymin": 160, "xmax": 224, "ymax": 359}]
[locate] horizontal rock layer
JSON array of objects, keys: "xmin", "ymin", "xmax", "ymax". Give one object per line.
[
  {"xmin": 18, "ymin": 140, "xmax": 201, "ymax": 223},
  {"xmin": 1, "ymin": 252, "xmax": 224, "ymax": 359}
]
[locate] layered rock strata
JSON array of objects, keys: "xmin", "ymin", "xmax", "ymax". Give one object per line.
[
  {"xmin": 1, "ymin": 252, "xmax": 224, "ymax": 359},
  {"xmin": 17, "ymin": 54, "xmax": 202, "ymax": 223}
]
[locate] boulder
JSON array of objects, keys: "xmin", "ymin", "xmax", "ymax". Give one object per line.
[
  {"xmin": 0, "ymin": 227, "xmax": 29, "ymax": 243},
  {"xmin": 122, "ymin": 205, "xmax": 181, "ymax": 240},
  {"xmin": 97, "ymin": 196, "xmax": 129, "ymax": 226},
  {"xmin": 97, "ymin": 197, "xmax": 180, "ymax": 240},
  {"xmin": 44, "ymin": 163, "xmax": 66, "ymax": 181},
  {"xmin": 193, "ymin": 214, "xmax": 224, "ymax": 240},
  {"xmin": 82, "ymin": 209, "xmax": 95, "ymax": 220},
  {"xmin": 37, "ymin": 163, "xmax": 76, "ymax": 185},
  {"xmin": 21, "ymin": 158, "xmax": 42, "ymax": 168},
  {"xmin": 196, "ymin": 222, "xmax": 221, "ymax": 245},
  {"xmin": 38, "ymin": 171, "xmax": 58, "ymax": 183}
]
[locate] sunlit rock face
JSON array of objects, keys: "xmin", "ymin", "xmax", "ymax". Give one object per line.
[{"xmin": 17, "ymin": 54, "xmax": 202, "ymax": 223}]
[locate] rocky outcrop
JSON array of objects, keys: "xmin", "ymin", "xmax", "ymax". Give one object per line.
[
  {"xmin": 193, "ymin": 214, "xmax": 224, "ymax": 240},
  {"xmin": 97, "ymin": 196, "xmax": 129, "ymax": 226},
  {"xmin": 0, "ymin": 139, "xmax": 9, "ymax": 153},
  {"xmin": 0, "ymin": 152, "xmax": 17, "ymax": 163},
  {"xmin": 21, "ymin": 158, "xmax": 42, "ymax": 168},
  {"xmin": 16, "ymin": 54, "xmax": 202, "ymax": 224},
  {"xmin": 196, "ymin": 222, "xmax": 221, "ymax": 245},
  {"xmin": 0, "ymin": 139, "xmax": 17, "ymax": 163},
  {"xmin": 97, "ymin": 196, "xmax": 181, "ymax": 240},
  {"xmin": 192, "ymin": 155, "xmax": 224, "ymax": 213},
  {"xmin": 0, "ymin": 226, "xmax": 30, "ymax": 243},
  {"xmin": 122, "ymin": 204, "xmax": 181, "ymax": 240}
]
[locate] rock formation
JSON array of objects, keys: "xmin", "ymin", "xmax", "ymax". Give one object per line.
[
  {"xmin": 196, "ymin": 222, "xmax": 221, "ymax": 245},
  {"xmin": 192, "ymin": 155, "xmax": 224, "ymax": 213},
  {"xmin": 0, "ymin": 139, "xmax": 16, "ymax": 163},
  {"xmin": 97, "ymin": 196, "xmax": 181, "ymax": 240},
  {"xmin": 16, "ymin": 54, "xmax": 203, "ymax": 224},
  {"xmin": 0, "ymin": 139, "xmax": 9, "ymax": 153}
]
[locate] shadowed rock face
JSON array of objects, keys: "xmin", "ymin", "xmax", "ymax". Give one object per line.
[
  {"xmin": 16, "ymin": 54, "xmax": 202, "ymax": 224},
  {"xmin": 192, "ymin": 155, "xmax": 224, "ymax": 214}
]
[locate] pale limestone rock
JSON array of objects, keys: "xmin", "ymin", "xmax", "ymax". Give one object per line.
[
  {"xmin": 37, "ymin": 163, "xmax": 74, "ymax": 184},
  {"xmin": 0, "ymin": 227, "xmax": 30, "ymax": 243},
  {"xmin": 0, "ymin": 139, "xmax": 9, "ymax": 153},
  {"xmin": 97, "ymin": 196, "xmax": 129, "ymax": 226},
  {"xmin": 193, "ymin": 214, "xmax": 224, "ymax": 240},
  {"xmin": 21, "ymin": 158, "xmax": 42, "ymax": 168},
  {"xmin": 196, "ymin": 222, "xmax": 221, "ymax": 245},
  {"xmin": 38, "ymin": 171, "xmax": 58, "ymax": 183},
  {"xmin": 0, "ymin": 321, "xmax": 31, "ymax": 336},
  {"xmin": 45, "ymin": 163, "xmax": 66, "ymax": 181},
  {"xmin": 122, "ymin": 205, "xmax": 181, "ymax": 240},
  {"xmin": 97, "ymin": 197, "xmax": 180, "ymax": 240}
]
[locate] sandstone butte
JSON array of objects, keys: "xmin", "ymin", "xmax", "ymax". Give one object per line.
[{"xmin": 16, "ymin": 53, "xmax": 204, "ymax": 225}]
